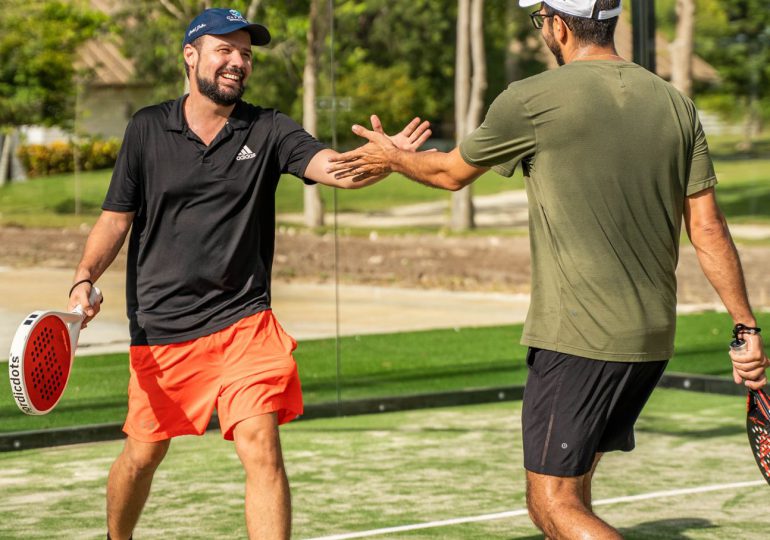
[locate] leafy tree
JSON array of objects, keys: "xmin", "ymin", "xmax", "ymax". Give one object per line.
[
  {"xmin": 116, "ymin": 0, "xmax": 309, "ymax": 112},
  {"xmin": 0, "ymin": 0, "xmax": 105, "ymax": 184},
  {"xmin": 679, "ymin": 0, "xmax": 770, "ymax": 146}
]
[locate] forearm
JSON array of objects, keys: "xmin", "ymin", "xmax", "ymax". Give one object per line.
[
  {"xmin": 690, "ymin": 218, "xmax": 755, "ymax": 325},
  {"xmin": 391, "ymin": 148, "xmax": 484, "ymax": 191},
  {"xmin": 389, "ymin": 151, "xmax": 458, "ymax": 190},
  {"xmin": 73, "ymin": 211, "xmax": 133, "ymax": 284}
]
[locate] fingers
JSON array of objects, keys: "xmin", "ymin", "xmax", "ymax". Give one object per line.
[
  {"xmin": 745, "ymin": 374, "xmax": 767, "ymax": 390},
  {"xmin": 411, "ymin": 126, "xmax": 432, "ymax": 149},
  {"xmin": 399, "ymin": 117, "xmax": 421, "ymax": 137},
  {"xmin": 733, "ymin": 366, "xmax": 744, "ymax": 385},
  {"xmin": 408, "ymin": 120, "xmax": 431, "ymax": 143},
  {"xmin": 328, "ymin": 149, "xmax": 365, "ymax": 165},
  {"xmin": 326, "ymin": 156, "xmax": 366, "ymax": 173},
  {"xmin": 351, "ymin": 124, "xmax": 380, "ymax": 142},
  {"xmin": 370, "ymin": 114, "xmax": 384, "ymax": 134}
]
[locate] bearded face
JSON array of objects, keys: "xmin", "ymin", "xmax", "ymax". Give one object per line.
[
  {"xmin": 544, "ymin": 21, "xmax": 565, "ymax": 66},
  {"xmin": 196, "ymin": 66, "xmax": 247, "ymax": 106}
]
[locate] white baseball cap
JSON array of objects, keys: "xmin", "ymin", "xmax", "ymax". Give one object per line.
[{"xmin": 519, "ymin": 0, "xmax": 622, "ymax": 20}]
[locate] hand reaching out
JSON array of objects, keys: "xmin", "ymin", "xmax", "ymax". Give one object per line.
[
  {"xmin": 379, "ymin": 115, "xmax": 432, "ymax": 153},
  {"xmin": 326, "ymin": 115, "xmax": 433, "ymax": 182}
]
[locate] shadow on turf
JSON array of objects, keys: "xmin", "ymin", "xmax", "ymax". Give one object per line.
[
  {"xmin": 637, "ymin": 422, "xmax": 744, "ymax": 439},
  {"xmin": 512, "ymin": 517, "xmax": 716, "ymax": 539}
]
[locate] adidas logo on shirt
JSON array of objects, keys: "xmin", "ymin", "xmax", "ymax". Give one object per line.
[{"xmin": 236, "ymin": 145, "xmax": 256, "ymax": 161}]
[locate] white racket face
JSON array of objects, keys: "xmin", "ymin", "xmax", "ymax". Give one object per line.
[
  {"xmin": 9, "ymin": 311, "xmax": 75, "ymax": 415},
  {"xmin": 8, "ymin": 287, "xmax": 101, "ymax": 415}
]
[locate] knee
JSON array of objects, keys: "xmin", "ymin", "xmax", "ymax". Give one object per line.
[
  {"xmin": 121, "ymin": 439, "xmax": 169, "ymax": 476},
  {"xmin": 234, "ymin": 424, "xmax": 284, "ymax": 475},
  {"xmin": 526, "ymin": 475, "xmax": 583, "ymax": 532}
]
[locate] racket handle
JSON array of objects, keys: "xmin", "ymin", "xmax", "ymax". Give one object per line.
[
  {"xmin": 72, "ymin": 286, "xmax": 103, "ymax": 317},
  {"xmin": 731, "ymin": 338, "xmax": 747, "ymax": 352},
  {"xmin": 89, "ymin": 285, "xmax": 103, "ymax": 306}
]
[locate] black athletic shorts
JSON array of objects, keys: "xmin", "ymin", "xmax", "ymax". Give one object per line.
[{"xmin": 522, "ymin": 347, "xmax": 667, "ymax": 477}]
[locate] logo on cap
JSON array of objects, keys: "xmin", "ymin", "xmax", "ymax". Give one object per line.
[
  {"xmin": 188, "ymin": 23, "xmax": 206, "ymax": 37},
  {"xmin": 226, "ymin": 9, "xmax": 247, "ymax": 23}
]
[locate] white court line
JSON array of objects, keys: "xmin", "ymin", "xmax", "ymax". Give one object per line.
[{"xmin": 304, "ymin": 480, "xmax": 765, "ymax": 540}]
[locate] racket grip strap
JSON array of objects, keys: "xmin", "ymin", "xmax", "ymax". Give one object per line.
[
  {"xmin": 733, "ymin": 323, "xmax": 761, "ymax": 338},
  {"xmin": 68, "ymin": 279, "xmax": 93, "ymax": 298}
]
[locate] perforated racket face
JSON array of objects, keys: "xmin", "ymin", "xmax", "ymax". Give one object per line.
[
  {"xmin": 747, "ymin": 389, "xmax": 770, "ymax": 485},
  {"xmin": 22, "ymin": 315, "xmax": 72, "ymax": 413}
]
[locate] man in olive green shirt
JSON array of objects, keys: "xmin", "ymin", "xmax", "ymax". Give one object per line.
[{"xmin": 327, "ymin": 0, "xmax": 769, "ymax": 537}]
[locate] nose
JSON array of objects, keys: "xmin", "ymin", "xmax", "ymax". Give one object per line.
[{"xmin": 229, "ymin": 52, "xmax": 245, "ymax": 69}]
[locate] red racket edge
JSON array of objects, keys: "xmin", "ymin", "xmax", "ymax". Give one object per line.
[
  {"xmin": 9, "ymin": 314, "xmax": 73, "ymax": 415},
  {"xmin": 747, "ymin": 389, "xmax": 770, "ymax": 485}
]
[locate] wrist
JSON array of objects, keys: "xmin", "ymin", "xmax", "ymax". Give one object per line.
[
  {"xmin": 733, "ymin": 323, "xmax": 761, "ymax": 342},
  {"xmin": 69, "ymin": 278, "xmax": 93, "ymax": 298}
]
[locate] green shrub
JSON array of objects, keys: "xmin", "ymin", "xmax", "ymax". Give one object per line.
[{"xmin": 16, "ymin": 138, "xmax": 120, "ymax": 177}]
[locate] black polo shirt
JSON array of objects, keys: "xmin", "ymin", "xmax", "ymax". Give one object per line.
[{"xmin": 103, "ymin": 97, "xmax": 326, "ymax": 345}]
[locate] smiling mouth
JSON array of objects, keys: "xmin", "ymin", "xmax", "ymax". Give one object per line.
[{"xmin": 218, "ymin": 72, "xmax": 243, "ymax": 86}]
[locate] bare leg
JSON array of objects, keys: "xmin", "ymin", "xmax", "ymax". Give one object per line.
[
  {"xmin": 526, "ymin": 457, "xmax": 621, "ymax": 540},
  {"xmin": 107, "ymin": 437, "xmax": 170, "ymax": 540},
  {"xmin": 233, "ymin": 413, "xmax": 291, "ymax": 540},
  {"xmin": 582, "ymin": 453, "xmax": 603, "ymax": 511}
]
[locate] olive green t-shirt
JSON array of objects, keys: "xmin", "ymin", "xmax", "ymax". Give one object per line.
[{"xmin": 460, "ymin": 61, "xmax": 716, "ymax": 362}]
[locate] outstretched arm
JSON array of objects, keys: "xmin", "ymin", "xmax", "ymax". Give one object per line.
[
  {"xmin": 684, "ymin": 187, "xmax": 768, "ymax": 388},
  {"xmin": 326, "ymin": 123, "xmax": 488, "ymax": 191},
  {"xmin": 305, "ymin": 116, "xmax": 432, "ymax": 189}
]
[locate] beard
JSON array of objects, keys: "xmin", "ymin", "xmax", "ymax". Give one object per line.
[
  {"xmin": 196, "ymin": 68, "xmax": 246, "ymax": 106},
  {"xmin": 544, "ymin": 25, "xmax": 565, "ymax": 66}
]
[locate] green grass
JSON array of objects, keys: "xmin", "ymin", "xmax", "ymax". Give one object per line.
[
  {"xmin": 0, "ymin": 168, "xmax": 520, "ymax": 228},
  {"xmin": 0, "ymin": 311, "xmax": 753, "ymax": 434},
  {"xmin": 0, "ymin": 391, "xmax": 766, "ymax": 539},
  {"xmin": 3, "ymin": 151, "xmax": 770, "ymax": 229},
  {"xmin": 279, "ymin": 169, "xmax": 523, "ymax": 215},
  {"xmin": 0, "ymin": 169, "xmax": 112, "ymax": 227}
]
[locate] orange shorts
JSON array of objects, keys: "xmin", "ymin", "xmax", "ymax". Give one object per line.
[{"xmin": 124, "ymin": 310, "xmax": 303, "ymax": 442}]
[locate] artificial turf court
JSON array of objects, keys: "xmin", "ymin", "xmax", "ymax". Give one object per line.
[
  {"xmin": 1, "ymin": 389, "xmax": 768, "ymax": 539},
  {"xmin": 0, "ymin": 311, "xmax": 757, "ymax": 434}
]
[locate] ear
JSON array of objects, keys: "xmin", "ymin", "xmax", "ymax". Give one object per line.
[
  {"xmin": 183, "ymin": 44, "xmax": 198, "ymax": 73},
  {"xmin": 552, "ymin": 15, "xmax": 570, "ymax": 45}
]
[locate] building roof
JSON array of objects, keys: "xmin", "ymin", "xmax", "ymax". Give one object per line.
[
  {"xmin": 77, "ymin": 39, "xmax": 138, "ymax": 86},
  {"xmin": 74, "ymin": 0, "xmax": 145, "ymax": 87}
]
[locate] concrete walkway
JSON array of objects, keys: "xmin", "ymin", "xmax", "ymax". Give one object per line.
[
  {"xmin": 0, "ymin": 266, "xmax": 532, "ymax": 358},
  {"xmin": 4, "ymin": 190, "xmax": 764, "ymax": 359},
  {"xmin": 280, "ymin": 190, "xmax": 770, "ymax": 239}
]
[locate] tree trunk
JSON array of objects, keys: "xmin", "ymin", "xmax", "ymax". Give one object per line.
[
  {"xmin": 454, "ymin": 0, "xmax": 470, "ymax": 144},
  {"xmin": 670, "ymin": 0, "xmax": 694, "ymax": 97},
  {"xmin": 451, "ymin": 0, "xmax": 484, "ymax": 232},
  {"xmin": 451, "ymin": 0, "xmax": 475, "ymax": 232},
  {"xmin": 466, "ymin": 0, "xmax": 487, "ymax": 133},
  {"xmin": 302, "ymin": 0, "xmax": 325, "ymax": 228},
  {"xmin": 0, "ymin": 130, "xmax": 13, "ymax": 187}
]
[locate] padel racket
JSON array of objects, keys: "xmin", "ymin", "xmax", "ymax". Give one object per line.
[
  {"xmin": 8, "ymin": 286, "xmax": 102, "ymax": 415},
  {"xmin": 746, "ymin": 387, "xmax": 770, "ymax": 484},
  {"xmin": 731, "ymin": 333, "xmax": 770, "ymax": 485}
]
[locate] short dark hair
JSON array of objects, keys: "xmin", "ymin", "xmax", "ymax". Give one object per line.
[
  {"xmin": 544, "ymin": 0, "xmax": 620, "ymax": 47},
  {"xmin": 184, "ymin": 37, "xmax": 203, "ymax": 78}
]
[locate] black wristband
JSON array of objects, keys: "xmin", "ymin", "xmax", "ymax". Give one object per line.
[
  {"xmin": 69, "ymin": 279, "xmax": 93, "ymax": 298},
  {"xmin": 733, "ymin": 323, "xmax": 761, "ymax": 339}
]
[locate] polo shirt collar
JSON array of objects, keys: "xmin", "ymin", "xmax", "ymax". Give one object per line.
[{"xmin": 165, "ymin": 96, "xmax": 250, "ymax": 132}]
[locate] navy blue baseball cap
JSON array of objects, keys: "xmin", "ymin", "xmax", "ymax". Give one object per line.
[{"xmin": 183, "ymin": 8, "xmax": 271, "ymax": 47}]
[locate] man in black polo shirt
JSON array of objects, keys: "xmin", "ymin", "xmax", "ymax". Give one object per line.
[{"xmin": 67, "ymin": 8, "xmax": 430, "ymax": 540}]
